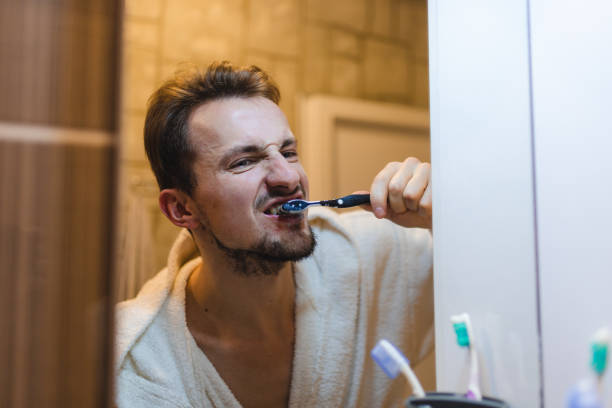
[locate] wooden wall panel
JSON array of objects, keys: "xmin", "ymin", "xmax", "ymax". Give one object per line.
[
  {"xmin": 0, "ymin": 0, "xmax": 119, "ymax": 130},
  {"xmin": 0, "ymin": 0, "xmax": 120, "ymax": 406},
  {"xmin": 0, "ymin": 138, "xmax": 115, "ymax": 407}
]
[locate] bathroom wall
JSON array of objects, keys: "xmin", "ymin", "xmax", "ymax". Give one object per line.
[{"xmin": 118, "ymin": 0, "xmax": 430, "ymax": 295}]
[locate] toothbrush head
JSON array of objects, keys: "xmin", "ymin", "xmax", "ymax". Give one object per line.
[
  {"xmin": 371, "ymin": 339, "xmax": 410, "ymax": 379},
  {"xmin": 450, "ymin": 313, "xmax": 473, "ymax": 347},
  {"xmin": 591, "ymin": 327, "xmax": 611, "ymax": 376},
  {"xmin": 280, "ymin": 200, "xmax": 309, "ymax": 214},
  {"xmin": 567, "ymin": 378, "xmax": 603, "ymax": 408}
]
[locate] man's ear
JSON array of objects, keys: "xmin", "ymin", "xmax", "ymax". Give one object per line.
[{"xmin": 158, "ymin": 188, "xmax": 201, "ymax": 230}]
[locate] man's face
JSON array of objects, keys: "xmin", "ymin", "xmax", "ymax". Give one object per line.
[{"xmin": 187, "ymin": 96, "xmax": 314, "ymax": 263}]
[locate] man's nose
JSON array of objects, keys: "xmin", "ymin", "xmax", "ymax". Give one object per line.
[{"xmin": 266, "ymin": 154, "xmax": 300, "ymax": 192}]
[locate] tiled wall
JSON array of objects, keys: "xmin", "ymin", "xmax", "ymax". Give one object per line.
[{"xmin": 118, "ymin": 0, "xmax": 429, "ymax": 294}]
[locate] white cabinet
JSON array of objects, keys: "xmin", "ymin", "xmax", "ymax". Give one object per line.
[{"xmin": 429, "ymin": 1, "xmax": 612, "ymax": 406}]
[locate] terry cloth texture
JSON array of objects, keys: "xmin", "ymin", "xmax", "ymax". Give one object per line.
[{"xmin": 115, "ymin": 207, "xmax": 433, "ymax": 408}]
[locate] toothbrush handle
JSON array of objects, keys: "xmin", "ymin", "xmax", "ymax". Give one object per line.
[{"xmin": 335, "ymin": 194, "xmax": 370, "ymax": 208}]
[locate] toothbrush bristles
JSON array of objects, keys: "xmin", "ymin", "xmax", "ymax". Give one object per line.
[
  {"xmin": 591, "ymin": 327, "xmax": 611, "ymax": 377},
  {"xmin": 450, "ymin": 313, "xmax": 472, "ymax": 347}
]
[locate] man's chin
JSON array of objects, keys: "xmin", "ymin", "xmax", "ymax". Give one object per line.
[
  {"xmin": 254, "ymin": 227, "xmax": 317, "ymax": 263},
  {"xmin": 211, "ymin": 225, "xmax": 317, "ymax": 265}
]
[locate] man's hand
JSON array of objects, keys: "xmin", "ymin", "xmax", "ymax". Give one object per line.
[{"xmin": 362, "ymin": 157, "xmax": 432, "ymax": 229}]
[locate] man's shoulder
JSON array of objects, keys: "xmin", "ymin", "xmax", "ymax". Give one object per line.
[
  {"xmin": 115, "ymin": 267, "xmax": 174, "ymax": 370},
  {"xmin": 115, "ymin": 267, "xmax": 172, "ymax": 321},
  {"xmin": 114, "ymin": 266, "xmax": 193, "ymax": 406}
]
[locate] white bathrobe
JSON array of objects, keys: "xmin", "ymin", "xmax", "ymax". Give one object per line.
[{"xmin": 115, "ymin": 207, "xmax": 433, "ymax": 408}]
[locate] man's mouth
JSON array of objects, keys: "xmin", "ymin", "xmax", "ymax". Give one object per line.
[
  {"xmin": 260, "ymin": 191, "xmax": 304, "ymax": 217},
  {"xmin": 263, "ymin": 204, "xmax": 284, "ymax": 216}
]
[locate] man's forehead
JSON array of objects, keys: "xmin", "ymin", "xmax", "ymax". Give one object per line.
[{"xmin": 187, "ymin": 97, "xmax": 295, "ymax": 154}]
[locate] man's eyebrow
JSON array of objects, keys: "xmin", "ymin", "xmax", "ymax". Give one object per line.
[
  {"xmin": 223, "ymin": 144, "xmax": 260, "ymax": 158},
  {"xmin": 220, "ymin": 138, "xmax": 297, "ymax": 163},
  {"xmin": 280, "ymin": 138, "xmax": 297, "ymax": 149}
]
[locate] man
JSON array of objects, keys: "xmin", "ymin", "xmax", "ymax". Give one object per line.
[{"xmin": 115, "ymin": 61, "xmax": 433, "ymax": 408}]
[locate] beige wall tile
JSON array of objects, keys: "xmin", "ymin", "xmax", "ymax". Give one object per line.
[
  {"xmin": 397, "ymin": 0, "xmax": 414, "ymax": 42},
  {"xmin": 270, "ymin": 59, "xmax": 298, "ymax": 130},
  {"xmin": 120, "ymin": 111, "xmax": 147, "ymax": 162},
  {"xmin": 363, "ymin": 39, "xmax": 412, "ymax": 100},
  {"xmin": 244, "ymin": 52, "xmax": 274, "ymax": 73},
  {"xmin": 331, "ymin": 29, "xmax": 361, "ymax": 58},
  {"xmin": 161, "ymin": 0, "xmax": 242, "ymax": 63},
  {"xmin": 331, "ymin": 57, "xmax": 360, "ymax": 97},
  {"xmin": 413, "ymin": 59, "xmax": 429, "ymax": 108},
  {"xmin": 169, "ymin": 34, "xmax": 236, "ymax": 65},
  {"xmin": 125, "ymin": 0, "xmax": 162, "ymax": 20},
  {"xmin": 303, "ymin": 24, "xmax": 330, "ymax": 93},
  {"xmin": 124, "ymin": 18, "xmax": 158, "ymax": 50},
  {"xmin": 159, "ymin": 60, "xmax": 203, "ymax": 83},
  {"xmin": 248, "ymin": 0, "xmax": 299, "ymax": 56},
  {"xmin": 307, "ymin": 0, "xmax": 368, "ymax": 32},
  {"xmin": 122, "ymin": 46, "xmax": 158, "ymax": 111},
  {"xmin": 411, "ymin": 0, "xmax": 428, "ymax": 59},
  {"xmin": 371, "ymin": 0, "xmax": 393, "ymax": 37},
  {"xmin": 397, "ymin": 0, "xmax": 428, "ymax": 59}
]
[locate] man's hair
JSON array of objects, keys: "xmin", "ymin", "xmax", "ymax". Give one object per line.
[{"xmin": 144, "ymin": 61, "xmax": 281, "ymax": 195}]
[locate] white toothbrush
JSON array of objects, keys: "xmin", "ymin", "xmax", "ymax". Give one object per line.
[
  {"xmin": 450, "ymin": 313, "xmax": 482, "ymax": 400},
  {"xmin": 371, "ymin": 339, "xmax": 426, "ymax": 397}
]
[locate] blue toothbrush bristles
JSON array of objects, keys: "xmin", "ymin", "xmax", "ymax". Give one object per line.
[
  {"xmin": 280, "ymin": 200, "xmax": 309, "ymax": 214},
  {"xmin": 567, "ymin": 379, "xmax": 603, "ymax": 408},
  {"xmin": 371, "ymin": 339, "xmax": 426, "ymax": 397},
  {"xmin": 371, "ymin": 339, "xmax": 407, "ymax": 379}
]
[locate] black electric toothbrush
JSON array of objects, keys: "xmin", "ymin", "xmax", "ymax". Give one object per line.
[{"xmin": 280, "ymin": 193, "xmax": 370, "ymax": 214}]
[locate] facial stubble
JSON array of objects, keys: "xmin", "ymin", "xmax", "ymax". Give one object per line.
[{"xmin": 207, "ymin": 221, "xmax": 317, "ymax": 276}]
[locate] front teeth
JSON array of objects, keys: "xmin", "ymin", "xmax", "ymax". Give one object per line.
[{"xmin": 266, "ymin": 205, "xmax": 283, "ymax": 215}]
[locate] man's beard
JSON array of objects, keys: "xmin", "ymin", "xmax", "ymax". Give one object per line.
[{"xmin": 209, "ymin": 224, "xmax": 317, "ymax": 277}]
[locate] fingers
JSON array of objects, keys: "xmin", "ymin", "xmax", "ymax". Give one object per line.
[
  {"xmin": 369, "ymin": 157, "xmax": 431, "ymax": 219},
  {"xmin": 418, "ymin": 179, "xmax": 432, "ymax": 219},
  {"xmin": 402, "ymin": 161, "xmax": 430, "ymax": 212},
  {"xmin": 370, "ymin": 161, "xmax": 401, "ymax": 218},
  {"xmin": 388, "ymin": 158, "xmax": 421, "ymax": 213}
]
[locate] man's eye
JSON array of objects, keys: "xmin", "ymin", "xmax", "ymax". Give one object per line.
[
  {"xmin": 282, "ymin": 150, "xmax": 298, "ymax": 159},
  {"xmin": 231, "ymin": 158, "xmax": 254, "ymax": 168}
]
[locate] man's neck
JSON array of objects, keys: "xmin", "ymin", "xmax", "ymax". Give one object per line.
[
  {"xmin": 185, "ymin": 237, "xmax": 297, "ymax": 408},
  {"xmin": 186, "ymin": 237, "xmax": 296, "ymax": 339}
]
